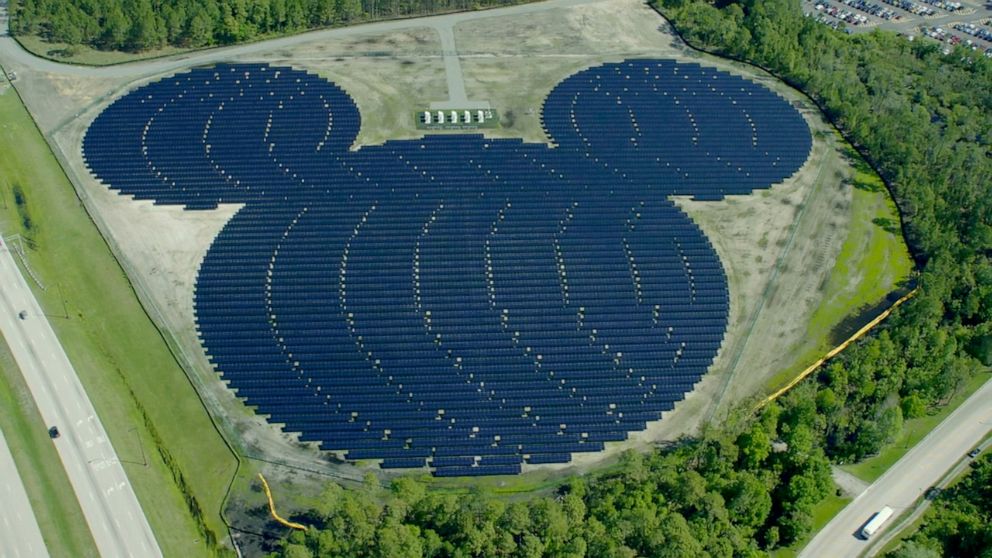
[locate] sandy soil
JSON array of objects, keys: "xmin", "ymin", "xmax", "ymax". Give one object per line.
[{"xmin": 8, "ymin": 0, "xmax": 867, "ymax": 482}]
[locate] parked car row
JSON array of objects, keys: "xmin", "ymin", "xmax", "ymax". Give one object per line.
[
  {"xmin": 815, "ymin": 1, "xmax": 872, "ymax": 25},
  {"xmin": 806, "ymin": 11, "xmax": 853, "ymax": 32},
  {"xmin": 920, "ymin": 26, "xmax": 992, "ymax": 56},
  {"xmin": 838, "ymin": 0, "xmax": 898, "ymax": 20},
  {"xmin": 881, "ymin": 0, "xmax": 937, "ymax": 17},
  {"xmin": 953, "ymin": 22, "xmax": 992, "ymax": 43},
  {"xmin": 917, "ymin": 0, "xmax": 964, "ymax": 11}
]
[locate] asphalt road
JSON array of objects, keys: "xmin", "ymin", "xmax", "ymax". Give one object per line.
[
  {"xmin": 800, "ymin": 376, "xmax": 992, "ymax": 558},
  {"xmin": 0, "ymin": 426, "xmax": 49, "ymax": 558},
  {"xmin": 0, "ymin": 238, "xmax": 162, "ymax": 558}
]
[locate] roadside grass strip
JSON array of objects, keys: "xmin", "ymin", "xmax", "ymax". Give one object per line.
[{"xmin": 0, "ymin": 81, "xmax": 238, "ymax": 556}]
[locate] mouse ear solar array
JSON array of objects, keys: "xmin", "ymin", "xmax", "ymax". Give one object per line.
[{"xmin": 83, "ymin": 60, "xmax": 811, "ymax": 477}]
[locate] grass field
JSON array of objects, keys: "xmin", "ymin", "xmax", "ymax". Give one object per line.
[
  {"xmin": 0, "ymin": 80, "xmax": 238, "ymax": 556},
  {"xmin": 764, "ymin": 143, "xmax": 914, "ymax": 393},
  {"xmin": 0, "ymin": 336, "xmax": 99, "ymax": 558},
  {"xmin": 841, "ymin": 370, "xmax": 991, "ymax": 483}
]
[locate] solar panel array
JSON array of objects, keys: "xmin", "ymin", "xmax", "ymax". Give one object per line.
[{"xmin": 83, "ymin": 60, "xmax": 811, "ymax": 477}]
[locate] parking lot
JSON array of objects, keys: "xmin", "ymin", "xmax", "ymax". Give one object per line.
[{"xmin": 804, "ymin": 0, "xmax": 992, "ymax": 57}]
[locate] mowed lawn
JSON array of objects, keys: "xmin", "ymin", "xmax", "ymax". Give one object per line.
[
  {"xmin": 0, "ymin": 83, "xmax": 237, "ymax": 556},
  {"xmin": 0, "ymin": 336, "xmax": 99, "ymax": 558}
]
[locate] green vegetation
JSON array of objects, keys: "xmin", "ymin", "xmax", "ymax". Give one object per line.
[
  {"xmin": 267, "ymin": 0, "xmax": 991, "ymax": 555},
  {"xmin": 765, "ymin": 142, "xmax": 914, "ymax": 394},
  {"xmin": 3, "ymin": 0, "xmax": 988, "ymax": 554},
  {"xmin": 885, "ymin": 453, "xmax": 992, "ymax": 558},
  {"xmin": 814, "ymin": 158, "xmax": 913, "ymax": 336},
  {"xmin": 842, "ymin": 370, "xmax": 990, "ymax": 482},
  {"xmin": 0, "ymin": 84, "xmax": 237, "ymax": 556},
  {"xmin": 8, "ymin": 0, "xmax": 529, "ymax": 65},
  {"xmin": 14, "ymin": 33, "xmax": 189, "ymax": 66},
  {"xmin": 0, "ymin": 336, "xmax": 99, "ymax": 558},
  {"xmin": 769, "ymin": 492, "xmax": 851, "ymax": 558},
  {"xmin": 278, "ymin": 385, "xmax": 837, "ymax": 557},
  {"xmin": 655, "ymin": 0, "xmax": 991, "ymax": 462}
]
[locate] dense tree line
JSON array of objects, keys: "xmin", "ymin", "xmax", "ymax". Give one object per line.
[
  {"xmin": 7, "ymin": 0, "xmax": 526, "ymax": 52},
  {"xmin": 887, "ymin": 454, "xmax": 992, "ymax": 558},
  {"xmin": 276, "ymin": 386, "xmax": 834, "ymax": 557},
  {"xmin": 655, "ymin": 0, "xmax": 991, "ymax": 464},
  {"xmin": 265, "ymin": 1, "xmax": 991, "ymax": 555}
]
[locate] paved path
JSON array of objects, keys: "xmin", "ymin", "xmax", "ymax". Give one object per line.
[
  {"xmin": 831, "ymin": 465, "xmax": 869, "ymax": 497},
  {"xmin": 0, "ymin": 237, "xmax": 162, "ymax": 558},
  {"xmin": 800, "ymin": 376, "xmax": 992, "ymax": 558},
  {"xmin": 0, "ymin": 426, "xmax": 49, "ymax": 558},
  {"xmin": 429, "ymin": 21, "xmax": 490, "ymax": 109}
]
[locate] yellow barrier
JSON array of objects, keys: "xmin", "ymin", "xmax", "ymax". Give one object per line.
[
  {"xmin": 756, "ymin": 287, "xmax": 919, "ymax": 410},
  {"xmin": 258, "ymin": 473, "xmax": 307, "ymax": 531}
]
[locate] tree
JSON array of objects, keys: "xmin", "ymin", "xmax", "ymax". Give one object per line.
[{"xmin": 100, "ymin": 7, "xmax": 131, "ymax": 50}]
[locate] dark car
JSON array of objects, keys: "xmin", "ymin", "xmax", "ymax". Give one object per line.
[
  {"xmin": 924, "ymin": 486, "xmax": 942, "ymax": 500},
  {"xmin": 968, "ymin": 448, "xmax": 981, "ymax": 458},
  {"xmin": 18, "ymin": 310, "xmax": 26, "ymax": 320},
  {"xmin": 48, "ymin": 426, "xmax": 60, "ymax": 439}
]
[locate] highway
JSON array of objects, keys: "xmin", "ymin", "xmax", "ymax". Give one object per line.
[
  {"xmin": 0, "ymin": 237, "xmax": 162, "ymax": 558},
  {"xmin": 0, "ymin": 426, "xmax": 49, "ymax": 558},
  {"xmin": 800, "ymin": 376, "xmax": 992, "ymax": 558}
]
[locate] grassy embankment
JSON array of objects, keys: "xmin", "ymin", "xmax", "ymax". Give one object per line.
[
  {"xmin": 13, "ymin": 34, "xmax": 189, "ymax": 66},
  {"xmin": 0, "ymin": 335, "xmax": 99, "ymax": 557},
  {"xmin": 0, "ymin": 79, "xmax": 238, "ymax": 556},
  {"xmin": 765, "ymin": 145, "xmax": 914, "ymax": 393}
]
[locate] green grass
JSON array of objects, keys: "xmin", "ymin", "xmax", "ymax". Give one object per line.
[
  {"xmin": 0, "ymin": 81, "xmax": 238, "ymax": 556},
  {"xmin": 0, "ymin": 336, "xmax": 100, "ymax": 558},
  {"xmin": 13, "ymin": 35, "xmax": 190, "ymax": 66},
  {"xmin": 770, "ymin": 491, "xmax": 852, "ymax": 558},
  {"xmin": 765, "ymin": 145, "xmax": 914, "ymax": 393},
  {"xmin": 841, "ymin": 370, "xmax": 991, "ymax": 483}
]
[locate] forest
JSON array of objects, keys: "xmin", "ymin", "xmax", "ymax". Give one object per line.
[
  {"xmin": 268, "ymin": 0, "xmax": 991, "ymax": 555},
  {"xmin": 6, "ymin": 0, "xmax": 526, "ymax": 52},
  {"xmin": 886, "ymin": 454, "xmax": 992, "ymax": 557}
]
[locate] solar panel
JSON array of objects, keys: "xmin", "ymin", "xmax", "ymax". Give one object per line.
[{"xmin": 83, "ymin": 60, "xmax": 811, "ymax": 477}]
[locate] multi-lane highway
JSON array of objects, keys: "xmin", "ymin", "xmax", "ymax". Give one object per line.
[
  {"xmin": 0, "ymin": 237, "xmax": 162, "ymax": 558},
  {"xmin": 0, "ymin": 426, "xmax": 49, "ymax": 558},
  {"xmin": 800, "ymin": 376, "xmax": 992, "ymax": 558}
]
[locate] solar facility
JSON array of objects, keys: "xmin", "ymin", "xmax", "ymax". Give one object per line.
[{"xmin": 83, "ymin": 60, "xmax": 812, "ymax": 477}]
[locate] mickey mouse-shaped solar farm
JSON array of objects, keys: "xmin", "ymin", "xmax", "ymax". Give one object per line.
[{"xmin": 84, "ymin": 60, "xmax": 811, "ymax": 476}]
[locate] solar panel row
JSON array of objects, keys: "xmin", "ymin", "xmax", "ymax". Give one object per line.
[{"xmin": 83, "ymin": 60, "xmax": 811, "ymax": 477}]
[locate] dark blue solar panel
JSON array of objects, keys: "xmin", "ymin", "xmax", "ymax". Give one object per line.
[{"xmin": 83, "ymin": 60, "xmax": 811, "ymax": 477}]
